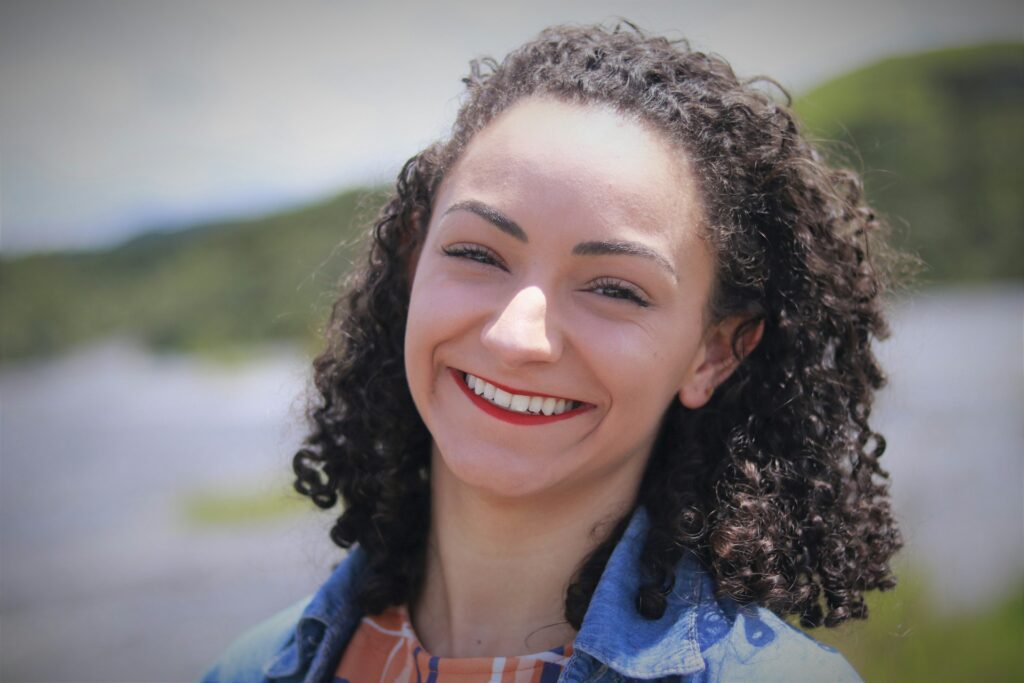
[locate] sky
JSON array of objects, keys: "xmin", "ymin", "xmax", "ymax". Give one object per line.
[{"xmin": 1, "ymin": 0, "xmax": 1021, "ymax": 254}]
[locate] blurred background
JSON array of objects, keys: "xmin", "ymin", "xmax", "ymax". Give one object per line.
[{"xmin": 1, "ymin": 0, "xmax": 1021, "ymax": 681}]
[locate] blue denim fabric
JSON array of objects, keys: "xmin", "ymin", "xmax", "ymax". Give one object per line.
[{"xmin": 201, "ymin": 508, "xmax": 862, "ymax": 682}]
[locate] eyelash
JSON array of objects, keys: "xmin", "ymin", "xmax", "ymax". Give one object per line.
[
  {"xmin": 441, "ymin": 243, "xmax": 651, "ymax": 308},
  {"xmin": 588, "ymin": 278, "xmax": 651, "ymax": 308},
  {"xmin": 442, "ymin": 244, "xmax": 508, "ymax": 271}
]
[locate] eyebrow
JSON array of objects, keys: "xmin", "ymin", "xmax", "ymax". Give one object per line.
[
  {"xmin": 443, "ymin": 200, "xmax": 528, "ymax": 242},
  {"xmin": 573, "ymin": 240, "xmax": 678, "ymax": 281}
]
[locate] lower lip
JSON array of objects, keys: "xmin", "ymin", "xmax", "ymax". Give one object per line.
[{"xmin": 449, "ymin": 368, "xmax": 592, "ymax": 426}]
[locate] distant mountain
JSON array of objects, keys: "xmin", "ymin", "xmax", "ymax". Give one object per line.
[
  {"xmin": 2, "ymin": 43, "xmax": 1021, "ymax": 362},
  {"xmin": 794, "ymin": 42, "xmax": 1023, "ymax": 284},
  {"xmin": 0, "ymin": 188, "xmax": 387, "ymax": 361}
]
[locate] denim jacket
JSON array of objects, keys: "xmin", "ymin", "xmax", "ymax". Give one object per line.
[{"xmin": 201, "ymin": 508, "xmax": 861, "ymax": 682}]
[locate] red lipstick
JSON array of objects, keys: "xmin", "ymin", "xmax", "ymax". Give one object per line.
[{"xmin": 449, "ymin": 368, "xmax": 592, "ymax": 425}]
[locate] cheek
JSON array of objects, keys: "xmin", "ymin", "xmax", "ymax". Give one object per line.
[
  {"xmin": 404, "ymin": 274, "xmax": 443, "ymax": 397},
  {"xmin": 404, "ymin": 271, "xmax": 490, "ymax": 375},
  {"xmin": 584, "ymin": 315, "xmax": 701, "ymax": 410},
  {"xmin": 577, "ymin": 316, "xmax": 667, "ymax": 376}
]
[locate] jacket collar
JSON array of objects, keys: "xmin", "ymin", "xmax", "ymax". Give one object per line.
[
  {"xmin": 267, "ymin": 506, "xmax": 709, "ymax": 681},
  {"xmin": 573, "ymin": 506, "xmax": 707, "ymax": 679},
  {"xmin": 265, "ymin": 545, "xmax": 370, "ymax": 682}
]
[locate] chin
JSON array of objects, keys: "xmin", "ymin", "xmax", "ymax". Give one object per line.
[{"xmin": 432, "ymin": 442, "xmax": 564, "ymax": 501}]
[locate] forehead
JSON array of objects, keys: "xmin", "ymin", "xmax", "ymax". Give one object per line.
[{"xmin": 436, "ymin": 97, "xmax": 706, "ymax": 251}]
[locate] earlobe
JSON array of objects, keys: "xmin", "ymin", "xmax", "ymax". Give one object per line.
[
  {"xmin": 678, "ymin": 377, "xmax": 714, "ymax": 409},
  {"xmin": 678, "ymin": 317, "xmax": 764, "ymax": 409}
]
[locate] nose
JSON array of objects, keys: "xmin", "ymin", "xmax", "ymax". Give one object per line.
[{"xmin": 481, "ymin": 285, "xmax": 563, "ymax": 367}]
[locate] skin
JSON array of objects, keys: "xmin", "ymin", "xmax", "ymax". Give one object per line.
[{"xmin": 403, "ymin": 97, "xmax": 755, "ymax": 658}]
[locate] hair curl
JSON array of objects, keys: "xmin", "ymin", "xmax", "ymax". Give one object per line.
[{"xmin": 293, "ymin": 22, "xmax": 901, "ymax": 630}]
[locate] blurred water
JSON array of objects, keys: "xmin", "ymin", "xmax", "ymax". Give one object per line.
[
  {"xmin": 873, "ymin": 284, "xmax": 1024, "ymax": 610},
  {"xmin": 0, "ymin": 343, "xmax": 337, "ymax": 682},
  {"xmin": 0, "ymin": 285, "xmax": 1021, "ymax": 682}
]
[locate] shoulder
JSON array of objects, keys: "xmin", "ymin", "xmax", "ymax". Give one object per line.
[
  {"xmin": 198, "ymin": 547, "xmax": 370, "ymax": 683},
  {"xmin": 199, "ymin": 598, "xmax": 309, "ymax": 683},
  {"xmin": 696, "ymin": 599, "xmax": 862, "ymax": 683},
  {"xmin": 572, "ymin": 510, "xmax": 860, "ymax": 682}
]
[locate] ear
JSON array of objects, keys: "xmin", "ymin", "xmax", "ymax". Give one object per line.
[{"xmin": 678, "ymin": 316, "xmax": 764, "ymax": 409}]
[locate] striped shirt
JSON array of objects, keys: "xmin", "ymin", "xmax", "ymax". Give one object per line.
[{"xmin": 334, "ymin": 606, "xmax": 572, "ymax": 683}]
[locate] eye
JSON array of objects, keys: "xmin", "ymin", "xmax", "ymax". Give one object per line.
[
  {"xmin": 441, "ymin": 244, "xmax": 509, "ymax": 271},
  {"xmin": 588, "ymin": 278, "xmax": 651, "ymax": 308}
]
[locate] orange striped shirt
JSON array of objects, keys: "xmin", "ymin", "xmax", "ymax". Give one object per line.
[{"xmin": 334, "ymin": 606, "xmax": 573, "ymax": 683}]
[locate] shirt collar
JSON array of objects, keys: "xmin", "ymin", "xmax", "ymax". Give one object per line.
[{"xmin": 573, "ymin": 506, "xmax": 708, "ymax": 679}]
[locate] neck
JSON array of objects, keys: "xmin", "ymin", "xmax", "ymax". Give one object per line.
[{"xmin": 411, "ymin": 448, "xmax": 639, "ymax": 658}]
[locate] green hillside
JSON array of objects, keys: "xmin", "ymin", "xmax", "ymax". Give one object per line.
[
  {"xmin": 2, "ymin": 42, "xmax": 1021, "ymax": 362},
  {"xmin": 0, "ymin": 188, "xmax": 387, "ymax": 361},
  {"xmin": 794, "ymin": 42, "xmax": 1023, "ymax": 283}
]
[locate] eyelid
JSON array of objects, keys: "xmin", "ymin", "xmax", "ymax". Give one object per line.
[
  {"xmin": 441, "ymin": 242, "xmax": 509, "ymax": 271},
  {"xmin": 588, "ymin": 277, "xmax": 652, "ymax": 307}
]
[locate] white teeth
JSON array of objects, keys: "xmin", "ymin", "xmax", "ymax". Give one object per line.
[
  {"xmin": 493, "ymin": 388, "xmax": 512, "ymax": 408},
  {"xmin": 541, "ymin": 396, "xmax": 556, "ymax": 415},
  {"xmin": 464, "ymin": 373, "xmax": 579, "ymax": 416},
  {"xmin": 510, "ymin": 394, "xmax": 530, "ymax": 412}
]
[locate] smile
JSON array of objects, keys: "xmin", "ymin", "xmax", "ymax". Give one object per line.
[{"xmin": 449, "ymin": 368, "xmax": 593, "ymax": 425}]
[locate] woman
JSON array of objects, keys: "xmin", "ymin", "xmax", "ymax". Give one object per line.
[{"xmin": 204, "ymin": 23, "xmax": 900, "ymax": 682}]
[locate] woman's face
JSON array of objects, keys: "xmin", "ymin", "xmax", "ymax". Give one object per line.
[{"xmin": 405, "ymin": 97, "xmax": 732, "ymax": 501}]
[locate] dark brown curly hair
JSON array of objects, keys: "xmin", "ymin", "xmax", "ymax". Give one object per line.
[{"xmin": 293, "ymin": 22, "xmax": 901, "ymax": 630}]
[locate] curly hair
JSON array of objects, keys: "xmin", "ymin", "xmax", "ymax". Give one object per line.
[{"xmin": 293, "ymin": 22, "xmax": 901, "ymax": 630}]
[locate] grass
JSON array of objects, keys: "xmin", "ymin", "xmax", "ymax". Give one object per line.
[
  {"xmin": 180, "ymin": 484, "xmax": 309, "ymax": 527},
  {"xmin": 808, "ymin": 569, "xmax": 1024, "ymax": 681}
]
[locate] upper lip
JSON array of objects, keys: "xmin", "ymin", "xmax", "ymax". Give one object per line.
[{"xmin": 455, "ymin": 368, "xmax": 591, "ymax": 405}]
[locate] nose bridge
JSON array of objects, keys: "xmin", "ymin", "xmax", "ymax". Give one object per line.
[{"xmin": 482, "ymin": 284, "xmax": 562, "ymax": 364}]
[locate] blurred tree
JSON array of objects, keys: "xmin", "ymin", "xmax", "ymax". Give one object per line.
[{"xmin": 795, "ymin": 42, "xmax": 1023, "ymax": 283}]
